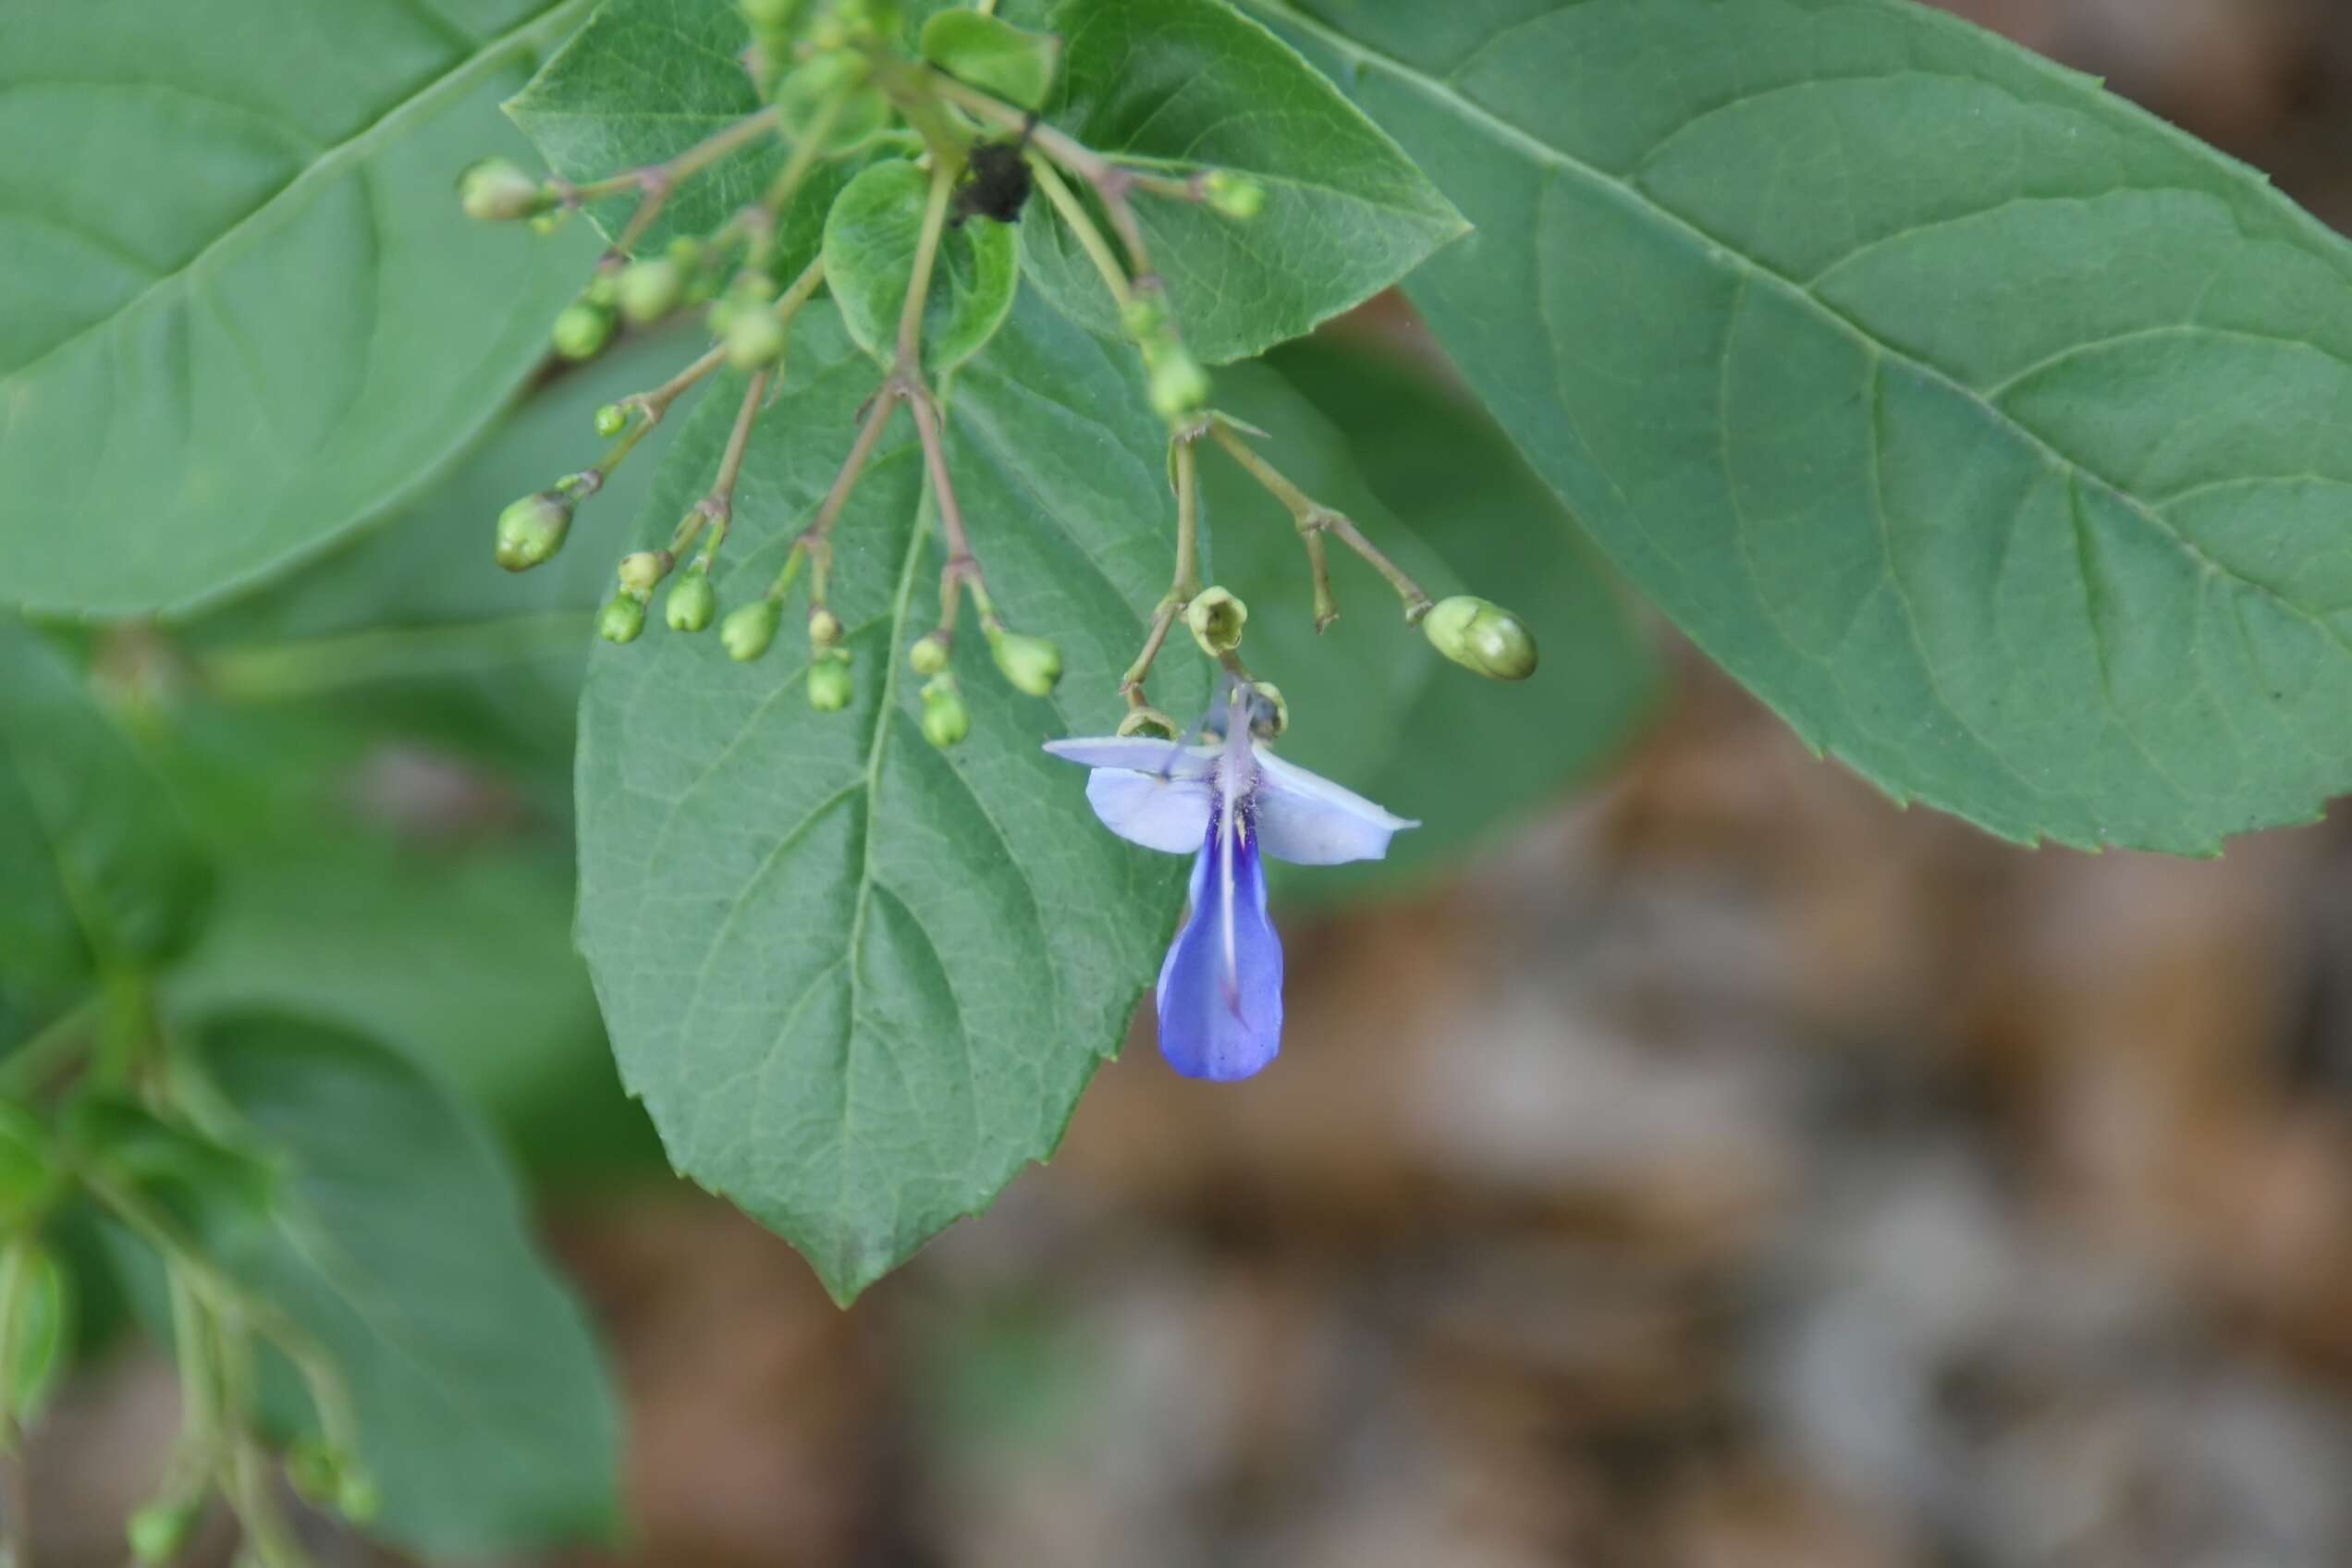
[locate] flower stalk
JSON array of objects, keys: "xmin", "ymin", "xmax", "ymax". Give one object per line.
[
  {"xmin": 793, "ymin": 383, "xmax": 905, "ymax": 599},
  {"xmin": 559, "ymin": 104, "xmax": 788, "ymax": 258},
  {"xmin": 1118, "ymin": 430, "xmax": 1206, "ymax": 721},
  {"xmin": 896, "ymin": 156, "xmax": 964, "ymax": 370},
  {"xmin": 1205, "ymin": 418, "xmax": 1433, "ymax": 624}
]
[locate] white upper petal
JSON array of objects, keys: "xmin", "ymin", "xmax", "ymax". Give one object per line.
[
  {"xmin": 1251, "ymin": 746, "xmax": 1418, "ymax": 865},
  {"xmin": 1084, "ymin": 768, "xmax": 1214, "ymax": 854},
  {"xmin": 1043, "ymin": 735, "xmax": 1218, "ymax": 778}
]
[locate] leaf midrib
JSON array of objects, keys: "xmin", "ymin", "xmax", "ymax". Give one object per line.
[
  {"xmin": 0, "ymin": 0, "xmax": 595, "ymax": 391},
  {"xmin": 827, "ymin": 465, "xmax": 935, "ymax": 1292},
  {"xmin": 1238, "ymin": 0, "xmax": 2352, "ymax": 655}
]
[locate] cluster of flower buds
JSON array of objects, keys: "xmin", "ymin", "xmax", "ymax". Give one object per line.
[
  {"xmin": 1109, "ymin": 409, "xmax": 1540, "ymax": 760},
  {"xmin": 462, "ymin": 0, "xmax": 1537, "ymax": 766},
  {"xmin": 4, "ymin": 1089, "xmax": 384, "ymax": 1562}
]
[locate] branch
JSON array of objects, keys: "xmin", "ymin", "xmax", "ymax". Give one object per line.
[{"xmin": 1207, "ymin": 420, "xmax": 1432, "ymax": 622}]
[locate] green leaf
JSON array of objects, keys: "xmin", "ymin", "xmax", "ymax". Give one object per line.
[
  {"xmin": 921, "ymin": 10, "xmax": 1063, "ymax": 112},
  {"xmin": 507, "ymin": 0, "xmax": 855, "ymax": 268},
  {"xmin": 1011, "ymin": 0, "xmax": 1464, "ymax": 364},
  {"xmin": 576, "ymin": 296, "xmax": 1202, "ymax": 1302},
  {"xmin": 0, "ymin": 621, "xmax": 212, "ymax": 1020},
  {"xmin": 826, "ymin": 159, "xmax": 1020, "ymax": 373},
  {"xmin": 0, "ymin": 1, "xmax": 599, "ymax": 617},
  {"xmin": 1207, "ymin": 337, "xmax": 1660, "ymax": 897},
  {"xmin": 159, "ymin": 337, "xmax": 698, "ymax": 1178},
  {"xmin": 178, "ymin": 1011, "xmax": 620, "ymax": 1553},
  {"xmin": 1247, "ymin": 0, "xmax": 2352, "ymax": 853},
  {"xmin": 158, "ymin": 697, "xmax": 655, "ymax": 1179},
  {"xmin": 185, "ymin": 327, "xmax": 702, "ymax": 766}
]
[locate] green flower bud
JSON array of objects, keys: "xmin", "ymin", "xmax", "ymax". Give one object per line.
[
  {"xmin": 1117, "ymin": 707, "xmax": 1178, "ymax": 740},
  {"xmin": 1145, "ymin": 345, "xmax": 1210, "ymax": 422},
  {"xmin": 725, "ymin": 305, "xmax": 788, "ymax": 370},
  {"xmin": 495, "ymin": 490, "xmax": 573, "ymax": 571},
  {"xmin": 1184, "ymin": 585, "xmax": 1246, "ymax": 655},
  {"xmin": 920, "ymin": 677, "xmax": 971, "ymax": 749},
  {"xmin": 808, "ymin": 655, "xmax": 854, "ymax": 712},
  {"xmin": 907, "ymin": 630, "xmax": 950, "ymax": 677},
  {"xmin": 551, "ymin": 301, "xmax": 616, "ymax": 361},
  {"xmin": 3, "ymin": 1243, "xmax": 67, "ymax": 1426},
  {"xmin": 582, "ymin": 270, "xmax": 620, "ymax": 310},
  {"xmin": 616, "ymin": 550, "xmax": 667, "ymax": 594},
  {"xmin": 528, "ymin": 209, "xmax": 567, "ymax": 237},
  {"xmin": 617, "ymin": 258, "xmax": 685, "ymax": 324},
  {"xmin": 666, "ymin": 569, "xmax": 717, "ymax": 632},
  {"xmin": 594, "ymin": 402, "xmax": 630, "ymax": 438},
  {"xmin": 337, "ymin": 1468, "xmax": 381, "ymax": 1525},
  {"xmin": 807, "ymin": 606, "xmax": 844, "ymax": 650},
  {"xmin": 1200, "ymin": 168, "xmax": 1267, "ymax": 220},
  {"xmin": 598, "ymin": 592, "xmax": 647, "ymax": 644},
  {"xmin": 1120, "ymin": 296, "xmax": 1166, "ymax": 342},
  {"xmin": 721, "ymin": 598, "xmax": 783, "ymax": 662},
  {"xmin": 127, "ymin": 1500, "xmax": 202, "ymax": 1565},
  {"xmin": 668, "ymin": 234, "xmax": 705, "ymax": 267},
  {"xmin": 288, "ymin": 1436, "xmax": 339, "ymax": 1503},
  {"xmin": 988, "ymin": 629, "xmax": 1061, "ymax": 697},
  {"xmin": 1422, "ymin": 594, "xmax": 1538, "ymax": 680},
  {"xmin": 741, "ymin": 0, "xmax": 802, "ymax": 30},
  {"xmin": 458, "ymin": 157, "xmax": 549, "ymax": 222}
]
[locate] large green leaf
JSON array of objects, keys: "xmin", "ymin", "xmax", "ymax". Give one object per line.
[
  {"xmin": 0, "ymin": 621, "xmax": 211, "ymax": 1023},
  {"xmin": 200, "ymin": 329, "xmax": 694, "ymax": 647},
  {"xmin": 1014, "ymin": 0, "xmax": 1465, "ymax": 364},
  {"xmin": 1209, "ymin": 337, "xmax": 1660, "ymax": 897},
  {"xmin": 162, "ymin": 333, "xmax": 700, "ymax": 1176},
  {"xmin": 159, "ymin": 696, "xmax": 655, "ymax": 1180},
  {"xmin": 0, "ymin": 0, "xmax": 598, "ymax": 617},
  {"xmin": 1249, "ymin": 0, "xmax": 2352, "ymax": 853},
  {"xmin": 179, "ymin": 1011, "xmax": 620, "ymax": 1553},
  {"xmin": 186, "ymin": 327, "xmax": 701, "ymax": 781},
  {"xmin": 507, "ymin": 0, "xmax": 854, "ymax": 268},
  {"xmin": 576, "ymin": 296, "xmax": 1201, "ymax": 1301}
]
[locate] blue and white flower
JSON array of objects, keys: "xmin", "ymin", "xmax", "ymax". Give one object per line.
[{"xmin": 1045, "ymin": 692, "xmax": 1415, "ymax": 1081}]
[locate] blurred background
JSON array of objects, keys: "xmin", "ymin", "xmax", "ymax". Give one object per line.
[{"xmin": 28, "ymin": 0, "xmax": 2352, "ymax": 1563}]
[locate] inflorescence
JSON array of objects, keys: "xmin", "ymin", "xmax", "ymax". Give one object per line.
[{"xmin": 463, "ymin": 0, "xmax": 1537, "ymax": 752}]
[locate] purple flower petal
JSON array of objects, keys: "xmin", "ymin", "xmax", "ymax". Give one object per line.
[
  {"xmin": 1251, "ymin": 748, "xmax": 1418, "ymax": 866},
  {"xmin": 1155, "ymin": 801, "xmax": 1284, "ymax": 1081},
  {"xmin": 1042, "ymin": 736, "xmax": 1218, "ymax": 777},
  {"xmin": 1083, "ymin": 767, "xmax": 1212, "ymax": 853}
]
